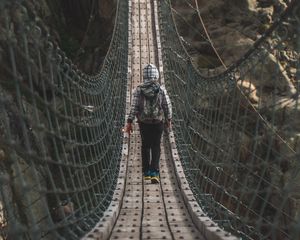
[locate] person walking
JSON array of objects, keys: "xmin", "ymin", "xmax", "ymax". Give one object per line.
[{"xmin": 125, "ymin": 64, "xmax": 172, "ymax": 184}]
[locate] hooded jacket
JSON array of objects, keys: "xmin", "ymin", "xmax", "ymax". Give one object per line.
[{"xmin": 127, "ymin": 81, "xmax": 172, "ymax": 123}]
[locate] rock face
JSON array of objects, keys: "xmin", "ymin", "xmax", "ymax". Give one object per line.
[
  {"xmin": 174, "ymin": 0, "xmax": 297, "ymax": 68},
  {"xmin": 41, "ymin": 0, "xmax": 117, "ymax": 73},
  {"xmin": 0, "ymin": 1, "xmax": 117, "ymax": 238},
  {"xmin": 172, "ymin": 0, "xmax": 300, "ymax": 236},
  {"xmin": 9, "ymin": 0, "xmax": 116, "ymax": 73},
  {"xmin": 173, "ymin": 0, "xmax": 298, "ymax": 137},
  {"xmin": 172, "ymin": 0, "xmax": 299, "ymax": 236}
]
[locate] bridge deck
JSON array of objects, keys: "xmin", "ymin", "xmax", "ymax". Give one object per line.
[
  {"xmin": 110, "ymin": 0, "xmax": 203, "ymax": 238},
  {"xmin": 109, "ymin": 132, "xmax": 204, "ymax": 240},
  {"xmin": 84, "ymin": 0, "xmax": 233, "ymax": 239}
]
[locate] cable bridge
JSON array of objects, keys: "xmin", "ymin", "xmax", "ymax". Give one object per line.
[{"xmin": 0, "ymin": 0, "xmax": 299, "ymax": 239}]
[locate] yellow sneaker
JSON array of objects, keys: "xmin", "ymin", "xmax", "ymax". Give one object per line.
[
  {"xmin": 151, "ymin": 171, "xmax": 160, "ymax": 184},
  {"xmin": 144, "ymin": 170, "xmax": 151, "ymax": 181}
]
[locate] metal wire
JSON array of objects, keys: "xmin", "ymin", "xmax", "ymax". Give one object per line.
[
  {"xmin": 158, "ymin": 0, "xmax": 300, "ymax": 239},
  {"xmin": 0, "ymin": 0, "xmax": 299, "ymax": 239},
  {"xmin": 0, "ymin": 0, "xmax": 128, "ymax": 239}
]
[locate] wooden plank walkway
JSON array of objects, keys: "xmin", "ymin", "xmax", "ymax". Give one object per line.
[{"xmin": 83, "ymin": 0, "xmax": 237, "ymax": 239}]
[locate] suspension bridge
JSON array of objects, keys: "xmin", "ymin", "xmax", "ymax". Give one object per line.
[{"xmin": 0, "ymin": 0, "xmax": 299, "ymax": 239}]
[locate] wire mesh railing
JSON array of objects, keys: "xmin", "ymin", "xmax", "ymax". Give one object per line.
[
  {"xmin": 0, "ymin": 0, "xmax": 128, "ymax": 239},
  {"xmin": 158, "ymin": 0, "xmax": 300, "ymax": 239},
  {"xmin": 0, "ymin": 0, "xmax": 299, "ymax": 239}
]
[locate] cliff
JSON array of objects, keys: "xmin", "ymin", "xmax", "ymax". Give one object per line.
[{"xmin": 31, "ymin": 0, "xmax": 117, "ymax": 73}]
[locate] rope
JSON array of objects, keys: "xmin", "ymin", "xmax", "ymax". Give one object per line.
[
  {"xmin": 193, "ymin": 0, "xmax": 227, "ymax": 69},
  {"xmin": 192, "ymin": 0, "xmax": 297, "ymax": 154},
  {"xmin": 0, "ymin": 0, "xmax": 128, "ymax": 239},
  {"xmin": 0, "ymin": 0, "xmax": 299, "ymax": 239},
  {"xmin": 158, "ymin": 0, "xmax": 299, "ymax": 239}
]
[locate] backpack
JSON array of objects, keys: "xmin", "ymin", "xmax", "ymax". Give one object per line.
[{"xmin": 138, "ymin": 82, "xmax": 163, "ymax": 123}]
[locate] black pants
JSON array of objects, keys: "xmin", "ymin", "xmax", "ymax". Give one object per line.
[{"xmin": 139, "ymin": 122, "xmax": 164, "ymax": 173}]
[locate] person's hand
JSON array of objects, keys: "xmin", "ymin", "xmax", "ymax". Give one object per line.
[
  {"xmin": 165, "ymin": 119, "xmax": 171, "ymax": 129},
  {"xmin": 124, "ymin": 123, "xmax": 133, "ymax": 135}
]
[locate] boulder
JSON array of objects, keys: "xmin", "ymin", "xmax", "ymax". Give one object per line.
[
  {"xmin": 230, "ymin": 0, "xmax": 257, "ymax": 11},
  {"xmin": 246, "ymin": 52, "xmax": 297, "ymax": 99},
  {"xmin": 237, "ymin": 79, "xmax": 259, "ymax": 105},
  {"xmin": 211, "ymin": 27, "xmax": 255, "ymax": 65},
  {"xmin": 273, "ymin": 97, "xmax": 300, "ymax": 129}
]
